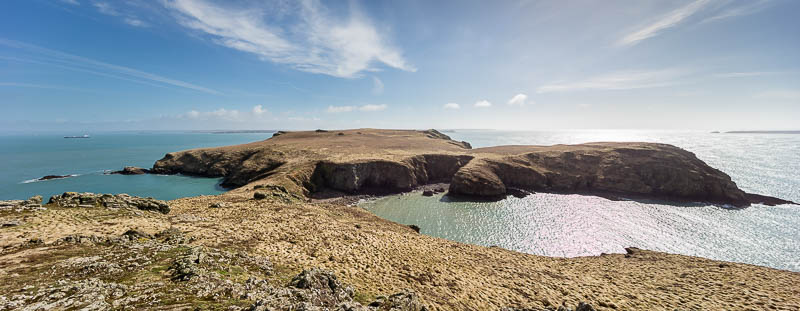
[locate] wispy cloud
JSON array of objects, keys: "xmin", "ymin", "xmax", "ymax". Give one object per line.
[
  {"xmin": 93, "ymin": 1, "xmax": 119, "ymax": 16},
  {"xmin": 0, "ymin": 82, "xmax": 90, "ymax": 92},
  {"xmin": 180, "ymin": 105, "xmax": 269, "ymax": 121},
  {"xmin": 537, "ymin": 69, "xmax": 689, "ymax": 93},
  {"xmin": 372, "ymin": 76, "xmax": 384, "ymax": 95},
  {"xmin": 713, "ymin": 71, "xmax": 784, "ymax": 78},
  {"xmin": 618, "ymin": 0, "xmax": 712, "ymax": 47},
  {"xmin": 703, "ymin": 0, "xmax": 773, "ymax": 23},
  {"xmin": 507, "ymin": 93, "xmax": 529, "ymax": 106},
  {"xmin": 61, "ymin": 0, "xmax": 80, "ymax": 5},
  {"xmin": 474, "ymin": 100, "xmax": 492, "ymax": 108},
  {"xmin": 327, "ymin": 104, "xmax": 387, "ymax": 113},
  {"xmin": 0, "ymin": 38, "xmax": 220, "ymax": 94},
  {"xmin": 163, "ymin": 0, "xmax": 415, "ymax": 78},
  {"xmin": 327, "ymin": 105, "xmax": 355, "ymax": 113},
  {"xmin": 182, "ymin": 108, "xmax": 240, "ymax": 121},
  {"xmin": 359, "ymin": 104, "xmax": 387, "ymax": 111},
  {"xmin": 753, "ymin": 90, "xmax": 800, "ymax": 101},
  {"xmin": 123, "ymin": 17, "xmax": 148, "ymax": 27},
  {"xmin": 443, "ymin": 103, "xmax": 460, "ymax": 109}
]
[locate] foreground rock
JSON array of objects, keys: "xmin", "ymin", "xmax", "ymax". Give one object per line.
[
  {"xmin": 0, "ymin": 228, "xmax": 427, "ymax": 310},
  {"xmin": 150, "ymin": 129, "xmax": 794, "ymax": 207},
  {"xmin": 0, "ymin": 195, "xmax": 45, "ymax": 212},
  {"xmin": 48, "ymin": 192, "xmax": 170, "ymax": 214}
]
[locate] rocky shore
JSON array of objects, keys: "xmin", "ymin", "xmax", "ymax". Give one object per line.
[{"xmin": 2, "ymin": 129, "xmax": 798, "ymax": 310}]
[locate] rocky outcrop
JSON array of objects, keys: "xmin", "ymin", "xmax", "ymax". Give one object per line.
[
  {"xmin": 0, "ymin": 195, "xmax": 45, "ymax": 212},
  {"xmin": 147, "ymin": 129, "xmax": 795, "ymax": 207},
  {"xmin": 152, "ymin": 148, "xmax": 286, "ymax": 188},
  {"xmin": 48, "ymin": 192, "xmax": 170, "ymax": 214},
  {"xmin": 110, "ymin": 166, "xmax": 151, "ymax": 175},
  {"xmin": 448, "ymin": 143, "xmax": 772, "ymax": 207}
]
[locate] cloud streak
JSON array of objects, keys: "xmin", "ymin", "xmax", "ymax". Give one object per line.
[
  {"xmin": 443, "ymin": 103, "xmax": 460, "ymax": 109},
  {"xmin": 164, "ymin": 0, "xmax": 415, "ymax": 78},
  {"xmin": 537, "ymin": 69, "xmax": 689, "ymax": 93},
  {"xmin": 0, "ymin": 38, "xmax": 219, "ymax": 94},
  {"xmin": 618, "ymin": 0, "xmax": 712, "ymax": 47},
  {"xmin": 327, "ymin": 104, "xmax": 388, "ymax": 113}
]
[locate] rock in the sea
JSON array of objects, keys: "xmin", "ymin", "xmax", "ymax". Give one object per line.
[
  {"xmin": 408, "ymin": 225, "xmax": 421, "ymax": 233},
  {"xmin": 110, "ymin": 166, "xmax": 150, "ymax": 175},
  {"xmin": 48, "ymin": 192, "xmax": 170, "ymax": 214},
  {"xmin": 422, "ymin": 190, "xmax": 434, "ymax": 196},
  {"xmin": 38, "ymin": 175, "xmax": 72, "ymax": 181}
]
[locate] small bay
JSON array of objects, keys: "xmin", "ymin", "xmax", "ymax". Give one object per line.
[{"xmin": 361, "ymin": 130, "xmax": 800, "ymax": 271}]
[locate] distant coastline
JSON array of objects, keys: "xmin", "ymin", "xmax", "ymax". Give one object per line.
[{"xmin": 725, "ymin": 130, "xmax": 800, "ymax": 134}]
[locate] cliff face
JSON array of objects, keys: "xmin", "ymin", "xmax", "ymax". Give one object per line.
[
  {"xmin": 449, "ymin": 143, "xmax": 751, "ymax": 205},
  {"xmin": 149, "ymin": 129, "xmax": 794, "ymax": 207}
]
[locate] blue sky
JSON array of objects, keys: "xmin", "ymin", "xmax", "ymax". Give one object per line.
[{"xmin": 1, "ymin": 0, "xmax": 798, "ymax": 132}]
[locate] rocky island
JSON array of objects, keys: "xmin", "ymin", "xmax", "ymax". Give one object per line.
[{"xmin": 1, "ymin": 129, "xmax": 798, "ymax": 310}]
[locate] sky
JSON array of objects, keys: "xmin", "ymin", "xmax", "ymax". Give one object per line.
[{"xmin": 1, "ymin": 0, "xmax": 798, "ymax": 132}]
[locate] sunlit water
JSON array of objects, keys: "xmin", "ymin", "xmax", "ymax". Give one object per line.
[
  {"xmin": 362, "ymin": 130, "xmax": 800, "ymax": 271},
  {"xmin": 0, "ymin": 132, "xmax": 274, "ymax": 201}
]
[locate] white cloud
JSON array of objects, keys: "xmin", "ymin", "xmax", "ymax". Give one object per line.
[
  {"xmin": 372, "ymin": 76, "xmax": 384, "ymax": 95},
  {"xmin": 163, "ymin": 0, "xmax": 415, "ymax": 78},
  {"xmin": 124, "ymin": 17, "xmax": 148, "ymax": 27},
  {"xmin": 252, "ymin": 104, "xmax": 267, "ymax": 116},
  {"xmin": 536, "ymin": 69, "xmax": 688, "ymax": 93},
  {"xmin": 327, "ymin": 104, "xmax": 387, "ymax": 113},
  {"xmin": 359, "ymin": 104, "xmax": 387, "ymax": 111},
  {"xmin": 93, "ymin": 2, "xmax": 119, "ymax": 16},
  {"xmin": 507, "ymin": 93, "xmax": 528, "ymax": 106},
  {"xmin": 327, "ymin": 105, "xmax": 355, "ymax": 113},
  {"xmin": 618, "ymin": 0, "xmax": 712, "ymax": 47},
  {"xmin": 474, "ymin": 100, "xmax": 492, "ymax": 108},
  {"xmin": 443, "ymin": 103, "xmax": 460, "ymax": 109},
  {"xmin": 182, "ymin": 108, "xmax": 241, "ymax": 121},
  {"xmin": 0, "ymin": 39, "xmax": 220, "ymax": 94},
  {"xmin": 61, "ymin": 0, "xmax": 80, "ymax": 5}
]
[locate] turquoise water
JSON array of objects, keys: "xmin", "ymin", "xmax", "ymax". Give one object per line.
[
  {"xmin": 362, "ymin": 130, "xmax": 800, "ymax": 271},
  {"xmin": 0, "ymin": 132, "xmax": 274, "ymax": 201}
]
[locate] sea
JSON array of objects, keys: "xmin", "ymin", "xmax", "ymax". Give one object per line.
[
  {"xmin": 1, "ymin": 130, "xmax": 798, "ymax": 271},
  {"xmin": 0, "ymin": 132, "xmax": 274, "ymax": 201}
]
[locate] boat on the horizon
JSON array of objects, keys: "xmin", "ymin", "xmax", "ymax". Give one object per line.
[{"xmin": 64, "ymin": 134, "xmax": 90, "ymax": 138}]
